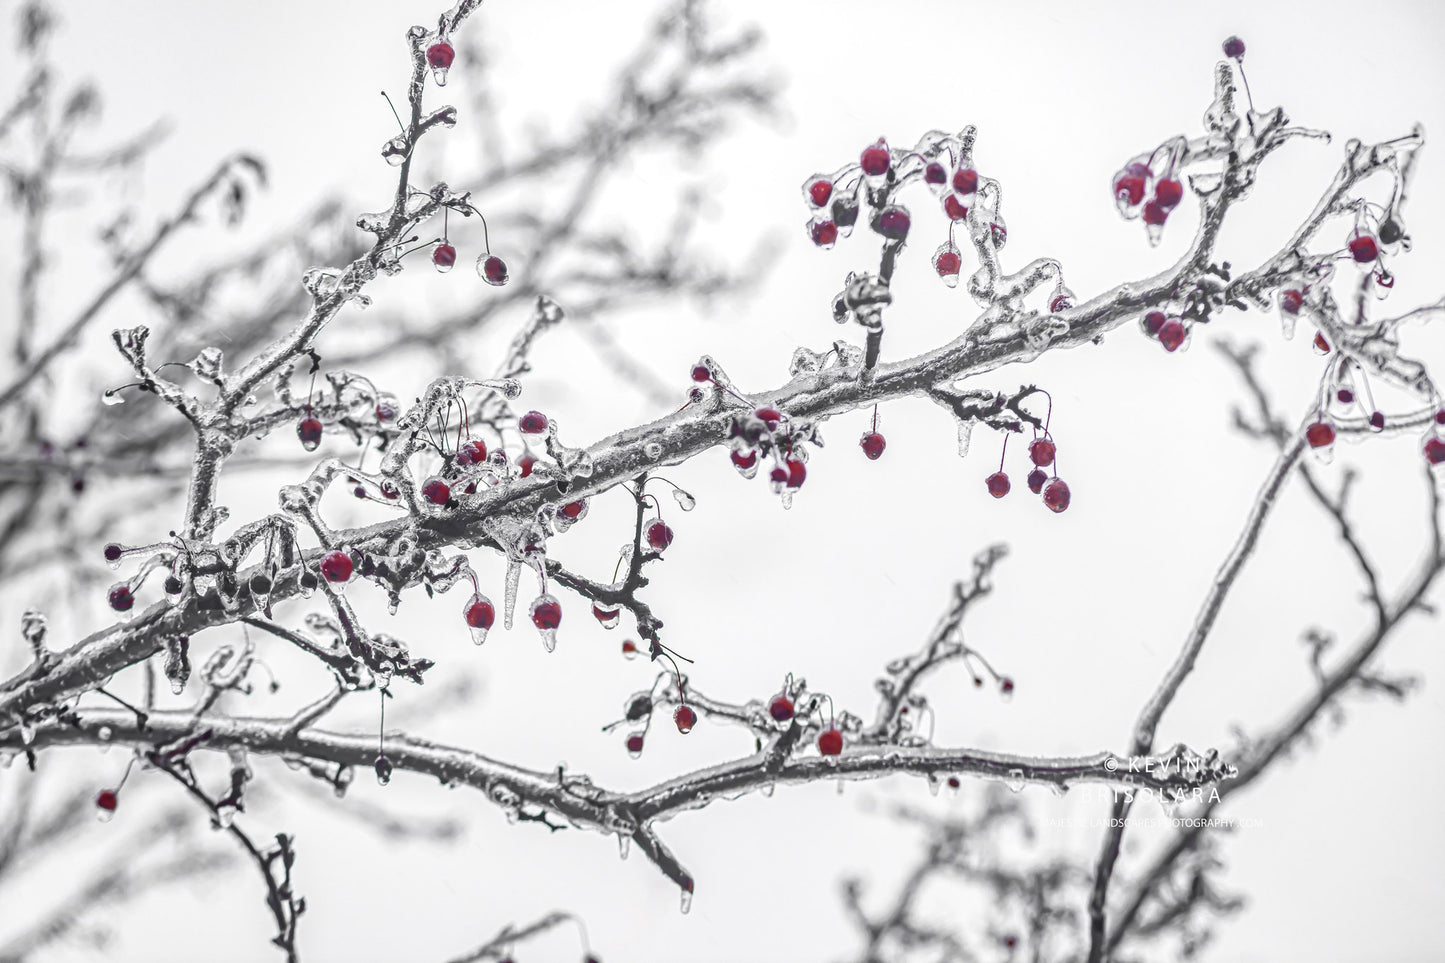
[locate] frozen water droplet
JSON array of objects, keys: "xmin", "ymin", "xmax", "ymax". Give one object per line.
[
  {"xmin": 19, "ymin": 724, "xmax": 35, "ymax": 745},
  {"xmin": 1006, "ymin": 769, "xmax": 1025, "ymax": 793},
  {"xmin": 618, "ymin": 834, "xmax": 631, "ymax": 860},
  {"xmin": 644, "ymin": 442, "xmax": 663, "ymax": 459},
  {"xmin": 780, "ymin": 490, "xmax": 794, "ymax": 511},
  {"xmin": 375, "ymin": 755, "xmax": 393, "ymax": 786},
  {"xmin": 431, "ymin": 66, "xmax": 450, "ymax": 86},
  {"xmin": 387, "ymin": 595, "xmax": 399, "ymax": 616},
  {"xmin": 679, "ymin": 887, "xmax": 694, "ymax": 915},
  {"xmin": 1146, "ymin": 221, "xmax": 1164, "ymax": 247},
  {"xmin": 215, "ymin": 804, "xmax": 237, "ymax": 829},
  {"xmin": 382, "ymin": 137, "xmax": 408, "ymax": 166},
  {"xmin": 168, "ymin": 678, "xmax": 186, "ymax": 695},
  {"xmin": 98, "ymin": 725, "xmax": 113, "ymax": 742},
  {"xmin": 1280, "ymin": 310, "xmax": 1298, "ymax": 341},
  {"xmin": 102, "ymin": 389, "xmax": 126, "ymax": 406},
  {"xmin": 0, "ymin": 750, "xmax": 15, "ymax": 769},
  {"xmin": 1311, "ymin": 443, "xmax": 1335, "ymax": 465},
  {"xmin": 1050, "ymin": 780, "xmax": 1069, "ymax": 797},
  {"xmin": 927, "ymin": 772, "xmax": 941, "ymax": 796},
  {"xmin": 539, "ymin": 628, "xmax": 557, "ymax": 653},
  {"xmin": 375, "ymin": 661, "xmax": 395, "ymax": 689},
  {"xmin": 96, "ymin": 805, "xmax": 116, "ymax": 823},
  {"xmin": 672, "ymin": 488, "xmax": 696, "ymax": 512},
  {"xmin": 956, "ymin": 420, "xmax": 974, "ymax": 458}
]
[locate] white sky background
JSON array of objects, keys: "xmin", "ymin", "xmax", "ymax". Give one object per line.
[{"xmin": 3, "ymin": 1, "xmax": 1445, "ymax": 961}]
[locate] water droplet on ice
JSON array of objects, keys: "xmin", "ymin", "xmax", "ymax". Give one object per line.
[
  {"xmin": 679, "ymin": 887, "xmax": 694, "ymax": 915},
  {"xmin": 644, "ymin": 442, "xmax": 663, "ymax": 459},
  {"xmin": 215, "ymin": 804, "xmax": 237, "ymax": 829},
  {"xmin": 102, "ymin": 389, "xmax": 126, "ymax": 406},
  {"xmin": 170, "ymin": 678, "xmax": 186, "ymax": 696},
  {"xmin": 618, "ymin": 834, "xmax": 631, "ymax": 860},
  {"xmin": 431, "ymin": 66, "xmax": 450, "ymax": 86},
  {"xmin": 956, "ymin": 420, "xmax": 974, "ymax": 458},
  {"xmin": 672, "ymin": 488, "xmax": 696, "ymax": 512}
]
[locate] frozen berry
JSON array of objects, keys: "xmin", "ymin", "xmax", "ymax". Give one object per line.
[
  {"xmin": 860, "ymin": 139, "xmax": 891, "ymax": 177},
  {"xmin": 1158, "ymin": 320, "xmax": 1187, "ymax": 352},
  {"xmin": 1141, "ymin": 310, "xmax": 1168, "ymax": 338},
  {"xmin": 104, "ymin": 542, "xmax": 122, "ymax": 563},
  {"xmin": 1142, "ymin": 200, "xmax": 1169, "ymax": 226},
  {"xmin": 755, "ymin": 407, "xmax": 781, "ymax": 431},
  {"xmin": 531, "ymin": 598, "xmax": 562, "ymax": 630},
  {"xmin": 1028, "ymin": 438, "xmax": 1056, "ymax": 468},
  {"xmin": 1369, "ymin": 411, "xmax": 1385, "ymax": 430},
  {"xmin": 1280, "ymin": 289, "xmax": 1304, "ymax": 314},
  {"xmin": 769, "ymin": 694, "xmax": 795, "ymax": 722},
  {"xmin": 479, "ymin": 254, "xmax": 509, "ymax": 285},
  {"xmin": 621, "ymin": 639, "xmax": 639, "ymax": 658},
  {"xmin": 296, "ymin": 417, "xmax": 323, "ymax": 451},
  {"xmin": 1154, "ymin": 178, "xmax": 1184, "ymax": 210},
  {"xmin": 942, "ymin": 194, "xmax": 968, "ymax": 221},
  {"xmin": 518, "ymin": 454, "xmax": 536, "ymax": 477},
  {"xmin": 1114, "ymin": 167, "xmax": 1148, "ymax": 207},
  {"xmin": 985, "ymin": 471, "xmax": 1011, "ymax": 498},
  {"xmin": 432, "ymin": 242, "xmax": 456, "ymax": 272},
  {"xmin": 1223, "ymin": 36, "xmax": 1245, "ymax": 58},
  {"xmin": 875, "ymin": 206, "xmax": 911, "ymax": 241},
  {"xmin": 817, "ymin": 728, "xmax": 844, "ymax": 755},
  {"xmin": 1348, "ymin": 234, "xmax": 1378, "ymax": 263},
  {"xmin": 805, "ymin": 177, "xmax": 833, "ymax": 208},
  {"xmin": 1313, "ymin": 332, "xmax": 1330, "ymax": 354},
  {"xmin": 952, "ymin": 168, "xmax": 979, "ymax": 195},
  {"xmin": 731, "ymin": 448, "xmax": 757, "ymax": 471},
  {"xmin": 1000, "ymin": 678, "xmax": 1015, "ymax": 694},
  {"xmin": 924, "ymin": 161, "xmax": 947, "ymax": 186},
  {"xmin": 647, "ymin": 520, "xmax": 674, "ymax": 551},
  {"xmin": 785, "ymin": 457, "xmax": 807, "ymax": 489},
  {"xmin": 96, "ymin": 789, "xmax": 118, "ymax": 812},
  {"xmin": 1026, "ymin": 468, "xmax": 1047, "ymax": 494},
  {"xmin": 1425, "ymin": 437, "xmax": 1445, "ymax": 465},
  {"xmin": 1042, "ymin": 479, "xmax": 1071, "ymax": 513},
  {"xmin": 690, "ymin": 364, "xmax": 711, "ymax": 383},
  {"xmin": 1436, "ymin": 409, "xmax": 1445, "ymax": 426},
  {"xmin": 320, "ymin": 550, "xmax": 353, "ymax": 583},
  {"xmin": 1305, "ymin": 422, "xmax": 1336, "ymax": 448},
  {"xmin": 519, "ymin": 410, "xmax": 548, "ymax": 434},
  {"xmin": 626, "ymin": 733, "xmax": 645, "ymax": 755},
  {"xmin": 674, "ymin": 704, "xmax": 697, "ymax": 734},
  {"xmin": 1336, "ymin": 388, "xmax": 1354, "ymax": 404},
  {"xmin": 934, "ymin": 247, "xmax": 962, "ymax": 280},
  {"xmin": 456, "ymin": 439, "xmax": 487, "ymax": 466},
  {"xmin": 108, "ymin": 584, "xmax": 134, "ymax": 612},
  {"xmin": 860, "ymin": 432, "xmax": 886, "ymax": 460},
  {"xmin": 426, "ymin": 41, "xmax": 455, "ymax": 69},
  {"xmin": 421, "ymin": 477, "xmax": 451, "ymax": 505},
  {"xmin": 560, "ymin": 499, "xmax": 587, "ymax": 520},
  {"xmin": 809, "ymin": 219, "xmax": 839, "ymax": 247},
  {"xmin": 465, "ymin": 598, "xmax": 495, "ymax": 630}
]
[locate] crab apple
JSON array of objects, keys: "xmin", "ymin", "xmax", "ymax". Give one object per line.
[
  {"xmin": 426, "ymin": 41, "xmax": 454, "ymax": 69},
  {"xmin": 626, "ymin": 733, "xmax": 645, "ymax": 757},
  {"xmin": 860, "ymin": 138, "xmax": 891, "ymax": 176},
  {"xmin": 924, "ymin": 161, "xmax": 947, "ymax": 187},
  {"xmin": 769, "ymin": 694, "xmax": 795, "ymax": 722},
  {"xmin": 1042, "ymin": 478, "xmax": 1071, "ymax": 513},
  {"xmin": 1425, "ymin": 437, "xmax": 1445, "ymax": 465},
  {"xmin": 1280, "ymin": 289, "xmax": 1304, "ymax": 314},
  {"xmin": 933, "ymin": 245, "xmax": 963, "ymax": 286},
  {"xmin": 1027, "ymin": 468, "xmax": 1047, "ymax": 494},
  {"xmin": 1113, "ymin": 163, "xmax": 1149, "ymax": 208},
  {"xmin": 985, "ymin": 471, "xmax": 1011, "ymax": 498},
  {"xmin": 107, "ymin": 584, "xmax": 134, "ymax": 612},
  {"xmin": 1369, "ymin": 411, "xmax": 1386, "ymax": 431},
  {"xmin": 942, "ymin": 194, "xmax": 968, "ymax": 221},
  {"xmin": 421, "ymin": 477, "xmax": 451, "ymax": 505},
  {"xmin": 621, "ymin": 638, "xmax": 639, "ymax": 658},
  {"xmin": 809, "ymin": 218, "xmax": 839, "ymax": 248},
  {"xmin": 1142, "ymin": 200, "xmax": 1169, "ymax": 226},
  {"xmin": 431, "ymin": 242, "xmax": 456, "ymax": 272},
  {"xmin": 1223, "ymin": 35, "xmax": 1246, "ymax": 58},
  {"xmin": 464, "ymin": 596, "xmax": 495, "ymax": 630},
  {"xmin": 690, "ymin": 363, "xmax": 711, "ymax": 383},
  {"xmin": 874, "ymin": 206, "xmax": 911, "ymax": 241},
  {"xmin": 1158, "ymin": 320, "xmax": 1187, "ymax": 352},
  {"xmin": 320, "ymin": 550, "xmax": 353, "ymax": 583},
  {"xmin": 1028, "ymin": 438, "xmax": 1056, "ymax": 467},
  {"xmin": 860, "ymin": 431, "xmax": 886, "ymax": 460},
  {"xmin": 519, "ymin": 410, "xmax": 548, "ymax": 434},
  {"xmin": 1348, "ymin": 234, "xmax": 1379, "ymax": 263},
  {"xmin": 1336, "ymin": 388, "xmax": 1355, "ymax": 404},
  {"xmin": 96, "ymin": 789, "xmax": 119, "ymax": 814},
  {"xmin": 296, "ymin": 417, "xmax": 323, "ymax": 451},
  {"xmin": 1154, "ymin": 178, "xmax": 1184, "ymax": 210},
  {"xmin": 817, "ymin": 728, "xmax": 844, "ymax": 756},
  {"xmin": 674, "ymin": 704, "xmax": 697, "ymax": 734},
  {"xmin": 1305, "ymin": 421, "xmax": 1336, "ymax": 449},
  {"xmin": 647, "ymin": 519, "xmax": 674, "ymax": 551},
  {"xmin": 785, "ymin": 456, "xmax": 807, "ymax": 489},
  {"xmin": 731, "ymin": 448, "xmax": 758, "ymax": 471},
  {"xmin": 478, "ymin": 254, "xmax": 509, "ymax": 285},
  {"xmin": 804, "ymin": 176, "xmax": 833, "ymax": 208},
  {"xmin": 755, "ymin": 407, "xmax": 782, "ymax": 431},
  {"xmin": 1140, "ymin": 310, "xmax": 1168, "ymax": 338},
  {"xmin": 455, "ymin": 439, "xmax": 487, "ymax": 467},
  {"xmin": 530, "ymin": 596, "xmax": 562, "ymax": 630},
  {"xmin": 952, "ymin": 167, "xmax": 979, "ymax": 195}
]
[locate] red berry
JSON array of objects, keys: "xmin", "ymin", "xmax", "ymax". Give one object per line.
[
  {"xmin": 1154, "ymin": 178, "xmax": 1184, "ymax": 210},
  {"xmin": 1028, "ymin": 438, "xmax": 1056, "ymax": 468},
  {"xmin": 1425, "ymin": 437, "xmax": 1445, "ymax": 465},
  {"xmin": 296, "ymin": 417, "xmax": 323, "ymax": 451},
  {"xmin": 1026, "ymin": 468, "xmax": 1047, "ymax": 494},
  {"xmin": 1435, "ymin": 409, "xmax": 1445, "ymax": 426},
  {"xmin": 1280, "ymin": 289, "xmax": 1304, "ymax": 314},
  {"xmin": 690, "ymin": 364, "xmax": 711, "ymax": 383},
  {"xmin": 480, "ymin": 254, "xmax": 509, "ymax": 285},
  {"xmin": 934, "ymin": 248, "xmax": 962, "ymax": 278},
  {"xmin": 626, "ymin": 733, "xmax": 645, "ymax": 755},
  {"xmin": 1369, "ymin": 411, "xmax": 1385, "ymax": 430},
  {"xmin": 519, "ymin": 454, "xmax": 536, "ymax": 477},
  {"xmin": 809, "ymin": 219, "xmax": 839, "ymax": 247},
  {"xmin": 519, "ymin": 410, "xmax": 548, "ymax": 434},
  {"xmin": 875, "ymin": 206, "xmax": 911, "ymax": 241},
  {"xmin": 817, "ymin": 728, "xmax": 844, "ymax": 756},
  {"xmin": 421, "ymin": 477, "xmax": 451, "ymax": 505},
  {"xmin": 1049, "ymin": 292, "xmax": 1073, "ymax": 313},
  {"xmin": 107, "ymin": 584, "xmax": 134, "ymax": 612},
  {"xmin": 320, "ymin": 550, "xmax": 353, "ymax": 583},
  {"xmin": 731, "ymin": 448, "xmax": 757, "ymax": 470},
  {"xmin": 1223, "ymin": 36, "xmax": 1245, "ymax": 58},
  {"xmin": 531, "ymin": 598, "xmax": 562, "ymax": 630},
  {"xmin": 860, "ymin": 432, "xmax": 886, "ymax": 460},
  {"xmin": 1043, "ymin": 479, "xmax": 1071, "ymax": 513},
  {"xmin": 860, "ymin": 139, "xmax": 891, "ymax": 176},
  {"xmin": 769, "ymin": 694, "xmax": 795, "ymax": 722},
  {"xmin": 1313, "ymin": 332, "xmax": 1330, "ymax": 354},
  {"xmin": 432, "ymin": 242, "xmax": 456, "ymax": 272},
  {"xmin": 985, "ymin": 471, "xmax": 1011, "ymax": 498},
  {"xmin": 1114, "ymin": 172, "xmax": 1147, "ymax": 207},
  {"xmin": 1142, "ymin": 200, "xmax": 1169, "ymax": 226},
  {"xmin": 96, "ymin": 789, "xmax": 118, "ymax": 812},
  {"xmin": 561, "ymin": 499, "xmax": 587, "ymax": 520},
  {"xmin": 456, "ymin": 439, "xmax": 487, "ymax": 466},
  {"xmin": 674, "ymin": 704, "xmax": 697, "ymax": 734},
  {"xmin": 621, "ymin": 639, "xmax": 638, "ymax": 658},
  {"xmin": 1000, "ymin": 677, "xmax": 1015, "ymax": 694},
  {"xmin": 1305, "ymin": 422, "xmax": 1335, "ymax": 448},
  {"xmin": 755, "ymin": 407, "xmax": 781, "ymax": 431},
  {"xmin": 1348, "ymin": 234, "xmax": 1378, "ymax": 263},
  {"xmin": 465, "ymin": 598, "xmax": 495, "ymax": 629},
  {"xmin": 769, "ymin": 466, "xmax": 788, "ymax": 488},
  {"xmin": 806, "ymin": 177, "xmax": 833, "ymax": 208},
  {"xmin": 785, "ymin": 457, "xmax": 807, "ymax": 489},
  {"xmin": 426, "ymin": 41, "xmax": 455, "ymax": 69},
  {"xmin": 1336, "ymin": 388, "xmax": 1354, "ymax": 404},
  {"xmin": 924, "ymin": 161, "xmax": 947, "ymax": 186},
  {"xmin": 952, "ymin": 168, "xmax": 979, "ymax": 195},
  {"xmin": 1158, "ymin": 320, "xmax": 1187, "ymax": 352},
  {"xmin": 942, "ymin": 194, "xmax": 968, "ymax": 221},
  {"xmin": 647, "ymin": 520, "xmax": 674, "ymax": 551},
  {"xmin": 104, "ymin": 542, "xmax": 123, "ymax": 562},
  {"xmin": 1141, "ymin": 310, "xmax": 1168, "ymax": 338}
]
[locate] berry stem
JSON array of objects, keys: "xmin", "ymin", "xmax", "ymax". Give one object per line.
[{"xmin": 380, "ymin": 90, "xmax": 407, "ymax": 134}]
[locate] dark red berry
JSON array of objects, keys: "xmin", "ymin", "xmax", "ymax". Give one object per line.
[
  {"xmin": 769, "ymin": 695, "xmax": 795, "ymax": 721},
  {"xmin": 1049, "ymin": 292, "xmax": 1072, "ymax": 313},
  {"xmin": 96, "ymin": 789, "xmax": 118, "ymax": 812},
  {"xmin": 456, "ymin": 439, "xmax": 487, "ymax": 467},
  {"xmin": 519, "ymin": 410, "xmax": 548, "ymax": 434},
  {"xmin": 1223, "ymin": 36, "xmax": 1245, "ymax": 58},
  {"xmin": 785, "ymin": 457, "xmax": 807, "ymax": 489},
  {"xmin": 297, "ymin": 417, "xmax": 323, "ymax": 451},
  {"xmin": 924, "ymin": 161, "xmax": 947, "ymax": 185},
  {"xmin": 647, "ymin": 520, "xmax": 674, "ymax": 551},
  {"xmin": 1154, "ymin": 178, "xmax": 1183, "ymax": 210},
  {"xmin": 1142, "ymin": 310, "xmax": 1167, "ymax": 337},
  {"xmin": 1114, "ymin": 172, "xmax": 1147, "ymax": 207},
  {"xmin": 731, "ymin": 448, "xmax": 757, "ymax": 470},
  {"xmin": 560, "ymin": 500, "xmax": 586, "ymax": 521},
  {"xmin": 690, "ymin": 364, "xmax": 711, "ymax": 383},
  {"xmin": 755, "ymin": 407, "xmax": 781, "ymax": 431},
  {"xmin": 769, "ymin": 466, "xmax": 788, "ymax": 488},
  {"xmin": 480, "ymin": 254, "xmax": 509, "ymax": 285},
  {"xmin": 1435, "ymin": 409, "xmax": 1445, "ymax": 426},
  {"xmin": 1000, "ymin": 678, "xmax": 1015, "ymax": 694},
  {"xmin": 465, "ymin": 598, "xmax": 495, "ymax": 629},
  {"xmin": 426, "ymin": 41, "xmax": 455, "ymax": 69},
  {"xmin": 531, "ymin": 599, "xmax": 562, "ymax": 630},
  {"xmin": 832, "ymin": 199, "xmax": 859, "ymax": 229},
  {"xmin": 674, "ymin": 704, "xmax": 697, "ymax": 734},
  {"xmin": 860, "ymin": 139, "xmax": 891, "ymax": 176},
  {"xmin": 1158, "ymin": 320, "xmax": 1187, "ymax": 352},
  {"xmin": 432, "ymin": 242, "xmax": 456, "ymax": 271},
  {"xmin": 1027, "ymin": 468, "xmax": 1047, "ymax": 494},
  {"xmin": 986, "ymin": 471, "xmax": 1010, "ymax": 498},
  {"xmin": 817, "ymin": 728, "xmax": 844, "ymax": 756},
  {"xmin": 1028, "ymin": 438, "xmax": 1056, "ymax": 467},
  {"xmin": 809, "ymin": 219, "xmax": 839, "ymax": 247},
  {"xmin": 626, "ymin": 733, "xmax": 645, "ymax": 755},
  {"xmin": 934, "ymin": 248, "xmax": 962, "ymax": 277},
  {"xmin": 875, "ymin": 206, "xmax": 911, "ymax": 240},
  {"xmin": 1425, "ymin": 437, "xmax": 1445, "ymax": 465},
  {"xmin": 1348, "ymin": 234, "xmax": 1378, "ymax": 263},
  {"xmin": 1043, "ymin": 479, "xmax": 1071, "ymax": 513},
  {"xmin": 942, "ymin": 194, "xmax": 968, "ymax": 221},
  {"xmin": 1305, "ymin": 422, "xmax": 1335, "ymax": 448},
  {"xmin": 518, "ymin": 454, "xmax": 536, "ymax": 477},
  {"xmin": 952, "ymin": 168, "xmax": 979, "ymax": 195},
  {"xmin": 1369, "ymin": 411, "xmax": 1385, "ymax": 430},
  {"xmin": 947, "ymin": 776, "xmax": 961, "ymax": 789},
  {"xmin": 107, "ymin": 585, "xmax": 134, "ymax": 612},
  {"xmin": 421, "ymin": 477, "xmax": 451, "ymax": 505},
  {"xmin": 860, "ymin": 432, "xmax": 886, "ymax": 460},
  {"xmin": 621, "ymin": 639, "xmax": 638, "ymax": 657},
  {"xmin": 1336, "ymin": 388, "xmax": 1354, "ymax": 404},
  {"xmin": 320, "ymin": 550, "xmax": 353, "ymax": 583},
  {"xmin": 1142, "ymin": 200, "xmax": 1169, "ymax": 226},
  {"xmin": 104, "ymin": 543, "xmax": 122, "ymax": 562},
  {"xmin": 806, "ymin": 178, "xmax": 833, "ymax": 208},
  {"xmin": 1280, "ymin": 289, "xmax": 1304, "ymax": 314}
]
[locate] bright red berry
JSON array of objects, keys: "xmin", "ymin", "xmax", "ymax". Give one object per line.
[
  {"xmin": 519, "ymin": 410, "xmax": 548, "ymax": 434},
  {"xmin": 1141, "ymin": 310, "xmax": 1168, "ymax": 338},
  {"xmin": 1143, "ymin": 200, "xmax": 1169, "ymax": 226},
  {"xmin": 690, "ymin": 364, "xmax": 711, "ymax": 383},
  {"xmin": 560, "ymin": 500, "xmax": 587, "ymax": 520},
  {"xmin": 817, "ymin": 728, "xmax": 844, "ymax": 755},
  {"xmin": 1425, "ymin": 437, "xmax": 1445, "ymax": 465},
  {"xmin": 626, "ymin": 733, "xmax": 645, "ymax": 756},
  {"xmin": 519, "ymin": 454, "xmax": 536, "ymax": 477},
  {"xmin": 860, "ymin": 432, "xmax": 886, "ymax": 460},
  {"xmin": 942, "ymin": 194, "xmax": 968, "ymax": 221},
  {"xmin": 934, "ymin": 247, "xmax": 962, "ymax": 279},
  {"xmin": 621, "ymin": 639, "xmax": 638, "ymax": 658},
  {"xmin": 674, "ymin": 705, "xmax": 697, "ymax": 734},
  {"xmin": 806, "ymin": 177, "xmax": 833, "ymax": 208},
  {"xmin": 107, "ymin": 584, "xmax": 134, "ymax": 612},
  {"xmin": 96, "ymin": 789, "xmax": 118, "ymax": 812},
  {"xmin": 952, "ymin": 168, "xmax": 979, "ymax": 195},
  {"xmin": 426, "ymin": 41, "xmax": 455, "ymax": 69},
  {"xmin": 320, "ymin": 550, "xmax": 353, "ymax": 583},
  {"xmin": 755, "ymin": 407, "xmax": 781, "ymax": 431},
  {"xmin": 432, "ymin": 242, "xmax": 456, "ymax": 272},
  {"xmin": 875, "ymin": 206, "xmax": 911, "ymax": 240},
  {"xmin": 531, "ymin": 598, "xmax": 562, "ymax": 630},
  {"xmin": 1313, "ymin": 332, "xmax": 1330, "ymax": 354},
  {"xmin": 1154, "ymin": 178, "xmax": 1183, "ymax": 210},
  {"xmin": 421, "ymin": 477, "xmax": 450, "ymax": 505},
  {"xmin": 809, "ymin": 219, "xmax": 839, "ymax": 247},
  {"xmin": 480, "ymin": 254, "xmax": 509, "ymax": 285},
  {"xmin": 1027, "ymin": 468, "xmax": 1047, "ymax": 494},
  {"xmin": 297, "ymin": 417, "xmax": 323, "ymax": 451},
  {"xmin": 860, "ymin": 139, "xmax": 891, "ymax": 176},
  {"xmin": 1028, "ymin": 438, "xmax": 1056, "ymax": 467},
  {"xmin": 785, "ymin": 457, "xmax": 806, "ymax": 489},
  {"xmin": 647, "ymin": 520, "xmax": 674, "ymax": 551},
  {"xmin": 465, "ymin": 598, "xmax": 495, "ymax": 630},
  {"xmin": 769, "ymin": 694, "xmax": 795, "ymax": 722},
  {"xmin": 924, "ymin": 161, "xmax": 947, "ymax": 186},
  {"xmin": 1348, "ymin": 234, "xmax": 1378, "ymax": 263},
  {"xmin": 986, "ymin": 471, "xmax": 1010, "ymax": 498},
  {"xmin": 1280, "ymin": 289, "xmax": 1304, "ymax": 314},
  {"xmin": 1158, "ymin": 320, "xmax": 1187, "ymax": 352},
  {"xmin": 1043, "ymin": 479, "xmax": 1071, "ymax": 513},
  {"xmin": 1305, "ymin": 422, "xmax": 1336, "ymax": 448},
  {"xmin": 1114, "ymin": 171, "xmax": 1147, "ymax": 207},
  {"xmin": 1223, "ymin": 36, "xmax": 1246, "ymax": 58},
  {"xmin": 456, "ymin": 439, "xmax": 487, "ymax": 466},
  {"xmin": 731, "ymin": 448, "xmax": 757, "ymax": 470}
]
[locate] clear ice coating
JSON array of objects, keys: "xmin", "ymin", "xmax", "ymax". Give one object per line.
[
  {"xmin": 502, "ymin": 558, "xmax": 521, "ymax": 630},
  {"xmin": 956, "ymin": 419, "xmax": 974, "ymax": 458},
  {"xmin": 101, "ymin": 388, "xmax": 126, "ymax": 406},
  {"xmin": 679, "ymin": 887, "xmax": 693, "ymax": 915},
  {"xmin": 1006, "ymin": 769, "xmax": 1026, "ymax": 793},
  {"xmin": 618, "ymin": 834, "xmax": 631, "ymax": 860},
  {"xmin": 672, "ymin": 488, "xmax": 696, "ymax": 511}
]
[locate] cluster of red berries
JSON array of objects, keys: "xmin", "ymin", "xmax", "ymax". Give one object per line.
[
  {"xmin": 1138, "ymin": 309, "xmax": 1190, "ymax": 353},
  {"xmin": 766, "ymin": 689, "xmax": 844, "ymax": 756},
  {"xmin": 985, "ymin": 434, "xmax": 1071, "ymax": 513},
  {"xmin": 693, "ymin": 361, "xmax": 809, "ymax": 504},
  {"xmin": 1308, "ymin": 407, "xmax": 1445, "ymax": 466},
  {"xmin": 1112, "ymin": 148, "xmax": 1186, "ymax": 245}
]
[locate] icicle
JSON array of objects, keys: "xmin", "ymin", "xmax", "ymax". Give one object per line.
[
  {"xmin": 956, "ymin": 420, "xmax": 974, "ymax": 458},
  {"xmin": 618, "ymin": 835, "xmax": 631, "ymax": 860},
  {"xmin": 503, "ymin": 558, "xmax": 522, "ymax": 630}
]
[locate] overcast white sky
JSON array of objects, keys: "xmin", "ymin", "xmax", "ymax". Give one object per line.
[{"xmin": 4, "ymin": 1, "xmax": 1445, "ymax": 961}]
